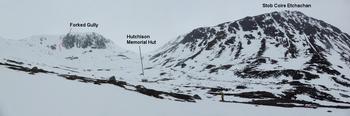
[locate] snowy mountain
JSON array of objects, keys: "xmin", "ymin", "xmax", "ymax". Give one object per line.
[
  {"xmin": 148, "ymin": 10, "xmax": 350, "ymax": 107},
  {"xmin": 0, "ymin": 32, "xmax": 138, "ymax": 78},
  {"xmin": 1, "ymin": 10, "xmax": 350, "ymax": 109}
]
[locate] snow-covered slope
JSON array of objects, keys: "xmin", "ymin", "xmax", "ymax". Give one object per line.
[
  {"xmin": 148, "ymin": 10, "xmax": 350, "ymax": 107},
  {"xmin": 0, "ymin": 32, "xmax": 139, "ymax": 78},
  {"xmin": 1, "ymin": 66, "xmax": 347, "ymax": 116}
]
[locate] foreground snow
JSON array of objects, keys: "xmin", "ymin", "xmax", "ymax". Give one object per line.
[{"xmin": 0, "ymin": 67, "xmax": 349, "ymax": 116}]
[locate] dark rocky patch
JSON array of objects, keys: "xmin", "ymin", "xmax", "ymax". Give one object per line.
[
  {"xmin": 160, "ymin": 72, "xmax": 166, "ymax": 76},
  {"xmin": 135, "ymin": 85, "xmax": 195, "ymax": 102},
  {"xmin": 244, "ymin": 34, "xmax": 255, "ymax": 40},
  {"xmin": 339, "ymin": 93, "xmax": 350, "ymax": 98},
  {"xmin": 257, "ymin": 38, "xmax": 266, "ymax": 57},
  {"xmin": 193, "ymin": 94, "xmax": 202, "ymax": 99},
  {"xmin": 332, "ymin": 77, "xmax": 350, "ymax": 87},
  {"xmin": 304, "ymin": 54, "xmax": 341, "ymax": 76},
  {"xmin": 284, "ymin": 42, "xmax": 298, "ymax": 58},
  {"xmin": 228, "ymin": 22, "xmax": 240, "ymax": 33},
  {"xmin": 239, "ymin": 16, "xmax": 258, "ymax": 31},
  {"xmin": 214, "ymin": 31, "xmax": 227, "ymax": 41},
  {"xmin": 234, "ymin": 41, "xmax": 243, "ymax": 59},
  {"xmin": 263, "ymin": 26, "xmax": 285, "ymax": 37},
  {"xmin": 209, "ymin": 65, "xmax": 232, "ymax": 73},
  {"xmin": 0, "ymin": 62, "xmax": 54, "ymax": 75},
  {"xmin": 234, "ymin": 91, "xmax": 278, "ymax": 99},
  {"xmin": 180, "ymin": 27, "xmax": 215, "ymax": 44},
  {"xmin": 62, "ymin": 32, "xmax": 109, "ymax": 49},
  {"xmin": 65, "ymin": 56, "xmax": 79, "ymax": 60},
  {"xmin": 224, "ymin": 36, "xmax": 236, "ymax": 45},
  {"xmin": 205, "ymin": 64, "xmax": 216, "ymax": 69},
  {"xmin": 286, "ymin": 31, "xmax": 295, "ymax": 39},
  {"xmin": 330, "ymin": 25, "xmax": 341, "ymax": 33},
  {"xmin": 271, "ymin": 12, "xmax": 287, "ymax": 27},
  {"xmin": 208, "ymin": 87, "xmax": 230, "ymax": 93},
  {"xmin": 58, "ymin": 74, "xmax": 196, "ymax": 102},
  {"xmin": 142, "ymin": 78, "xmax": 174, "ymax": 83},
  {"xmin": 117, "ymin": 54, "xmax": 130, "ymax": 59},
  {"xmin": 49, "ymin": 44, "xmax": 57, "ymax": 50},
  {"xmin": 303, "ymin": 23, "xmax": 319, "ymax": 36},
  {"xmin": 341, "ymin": 75, "xmax": 350, "ymax": 81},
  {"xmin": 194, "ymin": 84, "xmax": 350, "ymax": 109},
  {"xmin": 206, "ymin": 31, "xmax": 227, "ymax": 50},
  {"xmin": 182, "ymin": 85, "xmax": 232, "ymax": 92},
  {"xmin": 281, "ymin": 83, "xmax": 350, "ymax": 105},
  {"xmin": 206, "ymin": 39, "xmax": 217, "ymax": 50},
  {"xmin": 215, "ymin": 43, "xmax": 226, "ymax": 58},
  {"xmin": 6, "ymin": 59, "xmax": 24, "ymax": 65},
  {"xmin": 236, "ymin": 68, "xmax": 319, "ymax": 80},
  {"xmin": 236, "ymin": 85, "xmax": 247, "ymax": 89},
  {"xmin": 252, "ymin": 58, "xmax": 267, "ymax": 64}
]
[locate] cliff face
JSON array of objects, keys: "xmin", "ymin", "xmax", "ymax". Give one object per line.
[{"xmin": 62, "ymin": 32, "xmax": 110, "ymax": 49}]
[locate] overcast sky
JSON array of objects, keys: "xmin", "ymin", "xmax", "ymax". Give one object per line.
[{"xmin": 0, "ymin": 0, "xmax": 349, "ymax": 53}]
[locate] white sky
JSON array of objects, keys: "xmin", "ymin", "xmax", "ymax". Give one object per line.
[{"xmin": 0, "ymin": 0, "xmax": 349, "ymax": 53}]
